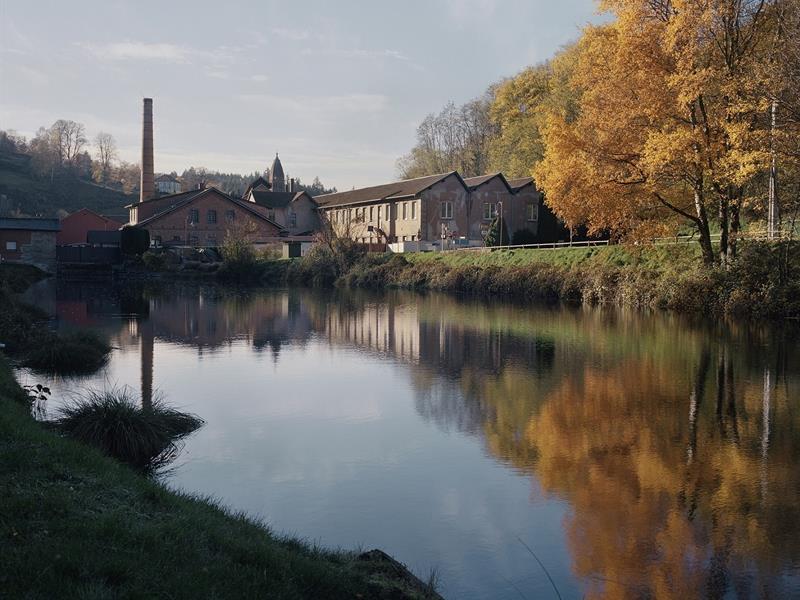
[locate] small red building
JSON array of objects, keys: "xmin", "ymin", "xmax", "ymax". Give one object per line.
[
  {"xmin": 0, "ymin": 217, "xmax": 60, "ymax": 272},
  {"xmin": 58, "ymin": 208, "xmax": 123, "ymax": 245}
]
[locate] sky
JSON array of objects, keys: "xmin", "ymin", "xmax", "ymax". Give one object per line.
[{"xmin": 0, "ymin": 0, "xmax": 601, "ymax": 190}]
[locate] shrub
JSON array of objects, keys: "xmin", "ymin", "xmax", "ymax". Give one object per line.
[
  {"xmin": 121, "ymin": 225, "xmax": 150, "ymax": 256},
  {"xmin": 53, "ymin": 388, "xmax": 204, "ymax": 471},
  {"xmin": 218, "ymin": 234, "xmax": 261, "ymax": 282},
  {"xmin": 23, "ymin": 330, "xmax": 111, "ymax": 375},
  {"xmin": 0, "ymin": 288, "xmax": 49, "ymax": 353},
  {"xmin": 142, "ymin": 250, "xmax": 167, "ymax": 271}
]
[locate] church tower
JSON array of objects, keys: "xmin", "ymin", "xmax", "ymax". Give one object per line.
[{"xmin": 269, "ymin": 153, "xmax": 286, "ymax": 192}]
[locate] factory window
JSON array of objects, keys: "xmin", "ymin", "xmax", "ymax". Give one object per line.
[
  {"xmin": 289, "ymin": 211, "xmax": 297, "ymax": 228},
  {"xmin": 189, "ymin": 209, "xmax": 199, "ymax": 224},
  {"xmin": 5, "ymin": 241, "xmax": 17, "ymax": 251},
  {"xmin": 207, "ymin": 209, "xmax": 217, "ymax": 224},
  {"xmin": 369, "ymin": 206, "xmax": 374, "ymax": 221},
  {"xmin": 440, "ymin": 201, "xmax": 453, "ymax": 220},
  {"xmin": 402, "ymin": 202, "xmax": 407, "ymax": 220},
  {"xmin": 483, "ymin": 203, "xmax": 497, "ymax": 220},
  {"xmin": 411, "ymin": 201, "xmax": 416, "ymax": 220},
  {"xmin": 527, "ymin": 203, "xmax": 538, "ymax": 221},
  {"xmin": 225, "ymin": 210, "xmax": 235, "ymax": 223}
]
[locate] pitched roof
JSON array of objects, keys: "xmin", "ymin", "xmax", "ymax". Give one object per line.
[
  {"xmin": 125, "ymin": 188, "xmax": 202, "ymax": 209},
  {"xmin": 315, "ymin": 172, "xmax": 462, "ymax": 208},
  {"xmin": 249, "ymin": 190, "xmax": 313, "ymax": 209},
  {"xmin": 463, "ymin": 172, "xmax": 513, "ymax": 192},
  {"xmin": 136, "ymin": 187, "xmax": 282, "ymax": 229},
  {"xmin": 0, "ymin": 217, "xmax": 60, "ymax": 232},
  {"xmin": 62, "ymin": 208, "xmax": 123, "ymax": 226},
  {"xmin": 244, "ymin": 176, "xmax": 271, "ymax": 198},
  {"xmin": 507, "ymin": 177, "xmax": 536, "ymax": 192},
  {"xmin": 155, "ymin": 174, "xmax": 180, "ymax": 183}
]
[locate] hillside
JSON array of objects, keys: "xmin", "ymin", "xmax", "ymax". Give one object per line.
[{"xmin": 0, "ymin": 151, "xmax": 133, "ymax": 220}]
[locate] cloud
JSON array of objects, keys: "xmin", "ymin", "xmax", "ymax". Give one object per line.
[
  {"xmin": 237, "ymin": 93, "xmax": 389, "ymax": 116},
  {"xmin": 76, "ymin": 41, "xmax": 241, "ymax": 66},
  {"xmin": 270, "ymin": 27, "xmax": 310, "ymax": 41},
  {"xmin": 77, "ymin": 41, "xmax": 194, "ymax": 63},
  {"xmin": 15, "ymin": 65, "xmax": 48, "ymax": 86}
]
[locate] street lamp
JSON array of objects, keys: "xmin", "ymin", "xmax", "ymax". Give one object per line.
[{"xmin": 496, "ymin": 201, "xmax": 503, "ymax": 246}]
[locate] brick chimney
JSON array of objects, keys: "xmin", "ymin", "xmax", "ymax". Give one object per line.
[{"xmin": 140, "ymin": 98, "xmax": 154, "ymax": 202}]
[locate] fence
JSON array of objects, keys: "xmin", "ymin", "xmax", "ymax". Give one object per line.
[
  {"xmin": 57, "ymin": 245, "xmax": 121, "ymax": 264},
  {"xmin": 443, "ymin": 231, "xmax": 785, "ymax": 253}
]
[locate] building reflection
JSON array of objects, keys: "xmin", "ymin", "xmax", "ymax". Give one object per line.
[{"xmin": 49, "ymin": 283, "xmax": 800, "ymax": 598}]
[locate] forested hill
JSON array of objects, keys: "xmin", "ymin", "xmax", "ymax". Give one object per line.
[{"xmin": 0, "ymin": 151, "xmax": 133, "ymax": 221}]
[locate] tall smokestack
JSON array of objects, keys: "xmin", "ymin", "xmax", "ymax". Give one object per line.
[{"xmin": 140, "ymin": 98, "xmax": 154, "ymax": 202}]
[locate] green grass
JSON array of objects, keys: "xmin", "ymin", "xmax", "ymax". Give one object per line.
[
  {"xmin": 404, "ymin": 243, "xmax": 703, "ymax": 270},
  {"xmin": 0, "ymin": 263, "xmax": 49, "ymax": 292},
  {"xmin": 0, "ymin": 356, "xmax": 438, "ymax": 599}
]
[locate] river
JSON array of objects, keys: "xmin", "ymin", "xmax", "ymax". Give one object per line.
[{"xmin": 17, "ymin": 281, "xmax": 800, "ymax": 599}]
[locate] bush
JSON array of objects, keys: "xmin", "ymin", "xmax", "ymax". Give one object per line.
[
  {"xmin": 53, "ymin": 388, "xmax": 204, "ymax": 471},
  {"xmin": 142, "ymin": 250, "xmax": 167, "ymax": 271},
  {"xmin": 121, "ymin": 225, "xmax": 150, "ymax": 256},
  {"xmin": 217, "ymin": 235, "xmax": 261, "ymax": 282},
  {"xmin": 23, "ymin": 330, "xmax": 111, "ymax": 375}
]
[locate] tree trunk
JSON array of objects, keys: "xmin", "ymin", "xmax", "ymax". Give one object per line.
[
  {"xmin": 718, "ymin": 195, "xmax": 730, "ymax": 266},
  {"xmin": 727, "ymin": 200, "xmax": 741, "ymax": 262},
  {"xmin": 694, "ymin": 190, "xmax": 715, "ymax": 265}
]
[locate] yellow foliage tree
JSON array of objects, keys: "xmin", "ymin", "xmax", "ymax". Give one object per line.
[
  {"xmin": 536, "ymin": 0, "xmax": 786, "ymax": 265},
  {"xmin": 489, "ymin": 44, "xmax": 581, "ymax": 178}
]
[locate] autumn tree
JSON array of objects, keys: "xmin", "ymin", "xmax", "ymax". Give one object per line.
[
  {"xmin": 49, "ymin": 119, "xmax": 87, "ymax": 168},
  {"xmin": 397, "ymin": 93, "xmax": 496, "ymax": 179},
  {"xmin": 93, "ymin": 132, "xmax": 117, "ymax": 184},
  {"xmin": 489, "ymin": 44, "xmax": 581, "ymax": 178},
  {"xmin": 536, "ymin": 0, "xmax": 787, "ymax": 266}
]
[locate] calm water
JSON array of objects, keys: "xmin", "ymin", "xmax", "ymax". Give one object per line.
[{"xmin": 17, "ymin": 281, "xmax": 800, "ymax": 599}]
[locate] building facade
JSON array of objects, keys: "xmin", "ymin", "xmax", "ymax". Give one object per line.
[
  {"xmin": 58, "ymin": 208, "xmax": 123, "ymax": 245},
  {"xmin": 241, "ymin": 155, "xmax": 320, "ymax": 236},
  {"xmin": 315, "ymin": 171, "xmax": 542, "ymax": 249},
  {"xmin": 127, "ymin": 187, "xmax": 281, "ymax": 246},
  {"xmin": 0, "ymin": 218, "xmax": 60, "ymax": 272},
  {"xmin": 155, "ymin": 174, "xmax": 182, "ymax": 195}
]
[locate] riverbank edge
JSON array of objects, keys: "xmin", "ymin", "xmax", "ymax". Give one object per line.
[
  {"xmin": 282, "ymin": 241, "xmax": 800, "ymax": 320},
  {"xmin": 0, "ymin": 278, "xmax": 440, "ymax": 598}
]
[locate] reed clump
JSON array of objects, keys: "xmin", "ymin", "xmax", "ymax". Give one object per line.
[{"xmin": 53, "ymin": 388, "xmax": 204, "ymax": 471}]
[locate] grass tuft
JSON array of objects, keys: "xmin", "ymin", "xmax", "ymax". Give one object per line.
[
  {"xmin": 22, "ymin": 330, "xmax": 111, "ymax": 375},
  {"xmin": 53, "ymin": 388, "xmax": 204, "ymax": 471}
]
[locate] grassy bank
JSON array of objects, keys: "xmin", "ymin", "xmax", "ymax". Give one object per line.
[
  {"xmin": 283, "ymin": 241, "xmax": 800, "ymax": 319},
  {"xmin": 0, "ymin": 356, "xmax": 438, "ymax": 599}
]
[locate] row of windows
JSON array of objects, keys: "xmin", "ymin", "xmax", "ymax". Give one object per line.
[
  {"xmin": 188, "ymin": 209, "xmax": 236, "ymax": 224},
  {"xmin": 331, "ymin": 201, "xmax": 419, "ymax": 224},
  {"xmin": 156, "ymin": 234, "xmax": 219, "ymax": 244},
  {"xmin": 185, "ymin": 208, "xmax": 299, "ymax": 228},
  {"xmin": 439, "ymin": 201, "xmax": 537, "ymax": 222}
]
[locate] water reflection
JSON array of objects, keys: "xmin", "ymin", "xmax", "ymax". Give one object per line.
[{"xmin": 25, "ymin": 282, "xmax": 800, "ymax": 599}]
